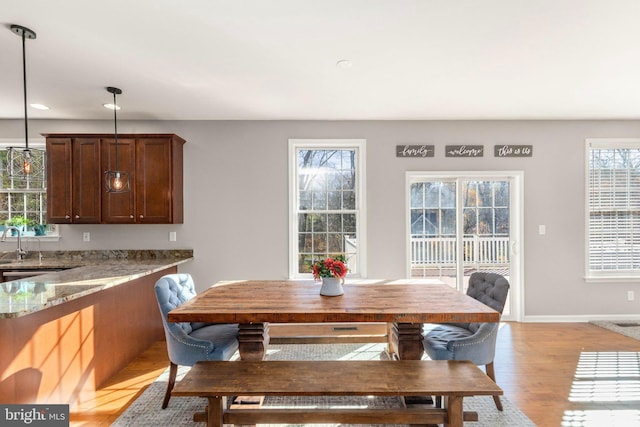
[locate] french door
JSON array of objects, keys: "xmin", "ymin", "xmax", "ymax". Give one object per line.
[{"xmin": 406, "ymin": 171, "xmax": 523, "ymax": 321}]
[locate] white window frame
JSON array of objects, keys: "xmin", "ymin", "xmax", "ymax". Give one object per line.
[
  {"xmin": 0, "ymin": 138, "xmax": 60, "ymax": 241},
  {"xmin": 585, "ymin": 138, "xmax": 640, "ymax": 282},
  {"xmin": 288, "ymin": 139, "xmax": 367, "ymax": 279}
]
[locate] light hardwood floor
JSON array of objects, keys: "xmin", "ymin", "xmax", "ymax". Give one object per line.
[{"xmin": 69, "ymin": 322, "xmax": 640, "ymax": 426}]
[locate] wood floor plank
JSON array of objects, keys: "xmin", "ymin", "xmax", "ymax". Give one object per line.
[{"xmin": 68, "ymin": 322, "xmax": 640, "ymax": 426}]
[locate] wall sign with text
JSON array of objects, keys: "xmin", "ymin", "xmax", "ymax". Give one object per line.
[
  {"xmin": 445, "ymin": 145, "xmax": 484, "ymax": 157},
  {"xmin": 396, "ymin": 145, "xmax": 435, "ymax": 157},
  {"xmin": 494, "ymin": 145, "xmax": 533, "ymax": 157}
]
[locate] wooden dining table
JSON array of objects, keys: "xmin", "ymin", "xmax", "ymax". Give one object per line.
[{"xmin": 168, "ymin": 279, "xmax": 500, "ymax": 361}]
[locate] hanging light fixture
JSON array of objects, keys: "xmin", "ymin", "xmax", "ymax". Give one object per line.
[
  {"xmin": 7, "ymin": 24, "xmax": 44, "ymax": 181},
  {"xmin": 104, "ymin": 86, "xmax": 130, "ymax": 193}
]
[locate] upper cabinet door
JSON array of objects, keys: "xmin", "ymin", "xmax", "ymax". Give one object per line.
[
  {"xmin": 72, "ymin": 138, "xmax": 102, "ymax": 223},
  {"xmin": 46, "ymin": 138, "xmax": 73, "ymax": 223},
  {"xmin": 101, "ymin": 138, "xmax": 136, "ymax": 223},
  {"xmin": 135, "ymin": 136, "xmax": 184, "ymax": 224}
]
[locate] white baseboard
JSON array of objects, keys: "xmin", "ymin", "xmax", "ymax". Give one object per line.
[{"xmin": 522, "ymin": 314, "xmax": 640, "ymax": 323}]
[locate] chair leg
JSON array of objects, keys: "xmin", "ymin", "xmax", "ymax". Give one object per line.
[
  {"xmin": 162, "ymin": 362, "xmax": 178, "ymax": 409},
  {"xmin": 485, "ymin": 362, "xmax": 503, "ymax": 411}
]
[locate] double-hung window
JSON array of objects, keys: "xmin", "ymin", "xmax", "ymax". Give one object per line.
[
  {"xmin": 0, "ymin": 141, "xmax": 58, "ymax": 238},
  {"xmin": 586, "ymin": 139, "xmax": 640, "ymax": 279},
  {"xmin": 289, "ymin": 139, "xmax": 366, "ymax": 279}
]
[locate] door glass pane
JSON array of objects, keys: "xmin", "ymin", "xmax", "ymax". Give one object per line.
[
  {"xmin": 463, "ymin": 208, "xmax": 476, "ymax": 234},
  {"xmin": 478, "ymin": 208, "xmax": 494, "ymax": 235},
  {"xmin": 425, "ymin": 182, "xmax": 439, "ymax": 207},
  {"xmin": 425, "ymin": 209, "xmax": 438, "ymax": 235},
  {"xmin": 478, "ymin": 182, "xmax": 493, "ymax": 206},
  {"xmin": 441, "ymin": 182, "xmax": 456, "ymax": 207},
  {"xmin": 495, "ymin": 181, "xmax": 509, "ymax": 206},
  {"xmin": 411, "ymin": 210, "xmax": 424, "ymax": 234},
  {"xmin": 441, "ymin": 208, "xmax": 456, "ymax": 235},
  {"xmin": 410, "ymin": 183, "xmax": 423, "ymax": 208},
  {"xmin": 464, "ymin": 182, "xmax": 477, "ymax": 206}
]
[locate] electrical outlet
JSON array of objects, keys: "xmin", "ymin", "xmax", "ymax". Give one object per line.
[
  {"xmin": 538, "ymin": 225, "xmax": 546, "ymax": 235},
  {"xmin": 169, "ymin": 231, "xmax": 177, "ymax": 242},
  {"xmin": 628, "ymin": 291, "xmax": 635, "ymax": 301},
  {"xmin": 83, "ymin": 232, "xmax": 90, "ymax": 242}
]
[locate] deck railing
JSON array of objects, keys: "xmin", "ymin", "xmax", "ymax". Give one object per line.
[{"xmin": 410, "ymin": 235, "xmax": 510, "ymax": 268}]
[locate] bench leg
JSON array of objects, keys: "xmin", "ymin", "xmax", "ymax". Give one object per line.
[
  {"xmin": 206, "ymin": 396, "xmax": 223, "ymax": 427},
  {"xmin": 443, "ymin": 395, "xmax": 463, "ymax": 427}
]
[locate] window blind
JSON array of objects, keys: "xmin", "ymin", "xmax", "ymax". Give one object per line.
[{"xmin": 588, "ymin": 141, "xmax": 640, "ymax": 274}]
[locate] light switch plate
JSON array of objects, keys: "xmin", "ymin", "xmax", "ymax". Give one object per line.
[
  {"xmin": 169, "ymin": 231, "xmax": 177, "ymax": 242},
  {"xmin": 83, "ymin": 232, "xmax": 90, "ymax": 242}
]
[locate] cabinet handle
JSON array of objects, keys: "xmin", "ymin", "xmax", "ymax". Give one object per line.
[
  {"xmin": 130, "ymin": 215, "xmax": 134, "ymax": 219},
  {"xmin": 75, "ymin": 215, "xmax": 80, "ymax": 219},
  {"xmin": 139, "ymin": 215, "xmax": 144, "ymax": 219},
  {"xmin": 65, "ymin": 215, "xmax": 70, "ymax": 219}
]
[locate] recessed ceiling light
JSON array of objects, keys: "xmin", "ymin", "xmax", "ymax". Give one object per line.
[
  {"xmin": 336, "ymin": 59, "xmax": 353, "ymax": 69},
  {"xmin": 30, "ymin": 103, "xmax": 49, "ymax": 110},
  {"xmin": 103, "ymin": 103, "xmax": 121, "ymax": 110}
]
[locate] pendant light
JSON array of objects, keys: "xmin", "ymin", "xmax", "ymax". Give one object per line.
[
  {"xmin": 8, "ymin": 24, "xmax": 44, "ymax": 181},
  {"xmin": 104, "ymin": 86, "xmax": 130, "ymax": 193}
]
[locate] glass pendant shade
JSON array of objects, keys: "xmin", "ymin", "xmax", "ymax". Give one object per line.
[
  {"xmin": 6, "ymin": 146, "xmax": 45, "ymax": 183},
  {"xmin": 105, "ymin": 170, "xmax": 130, "ymax": 192},
  {"xmin": 104, "ymin": 86, "xmax": 130, "ymax": 193}
]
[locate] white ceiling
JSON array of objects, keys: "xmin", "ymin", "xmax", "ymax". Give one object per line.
[{"xmin": 3, "ymin": 0, "xmax": 640, "ymax": 121}]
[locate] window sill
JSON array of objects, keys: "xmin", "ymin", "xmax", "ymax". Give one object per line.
[
  {"xmin": 2, "ymin": 235, "xmax": 60, "ymax": 243},
  {"xmin": 585, "ymin": 275, "xmax": 640, "ymax": 284}
]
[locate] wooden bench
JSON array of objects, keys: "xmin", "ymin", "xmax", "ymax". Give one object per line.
[{"xmin": 172, "ymin": 359, "xmax": 503, "ymax": 427}]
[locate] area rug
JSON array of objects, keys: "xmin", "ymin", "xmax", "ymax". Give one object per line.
[
  {"xmin": 591, "ymin": 320, "xmax": 640, "ymax": 341},
  {"xmin": 112, "ymin": 343, "xmax": 535, "ymax": 426}
]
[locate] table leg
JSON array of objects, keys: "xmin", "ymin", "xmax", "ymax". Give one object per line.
[
  {"xmin": 238, "ymin": 322, "xmax": 270, "ymax": 361},
  {"xmin": 393, "ymin": 322, "xmax": 424, "ymax": 360}
]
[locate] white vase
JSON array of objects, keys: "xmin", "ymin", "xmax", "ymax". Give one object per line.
[{"xmin": 320, "ymin": 277, "xmax": 344, "ymax": 296}]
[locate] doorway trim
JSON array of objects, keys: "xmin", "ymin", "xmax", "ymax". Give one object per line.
[{"xmin": 405, "ymin": 170, "xmax": 524, "ymax": 322}]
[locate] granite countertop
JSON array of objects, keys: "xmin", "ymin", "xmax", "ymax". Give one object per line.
[{"xmin": 0, "ymin": 250, "xmax": 193, "ymax": 319}]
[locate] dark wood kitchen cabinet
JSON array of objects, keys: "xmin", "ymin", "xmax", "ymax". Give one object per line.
[
  {"xmin": 44, "ymin": 134, "xmax": 185, "ymax": 224},
  {"xmin": 101, "ymin": 137, "xmax": 136, "ymax": 223},
  {"xmin": 46, "ymin": 137, "xmax": 101, "ymax": 223},
  {"xmin": 134, "ymin": 136, "xmax": 184, "ymax": 224},
  {"xmin": 45, "ymin": 137, "xmax": 73, "ymax": 223}
]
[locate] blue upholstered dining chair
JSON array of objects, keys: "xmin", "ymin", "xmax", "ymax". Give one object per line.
[
  {"xmin": 154, "ymin": 273, "xmax": 239, "ymax": 409},
  {"xmin": 422, "ymin": 272, "xmax": 510, "ymax": 411}
]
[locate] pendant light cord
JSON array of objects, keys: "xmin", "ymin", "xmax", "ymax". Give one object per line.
[
  {"xmin": 113, "ymin": 90, "xmax": 118, "ymax": 170},
  {"xmin": 21, "ymin": 31, "xmax": 29, "ymax": 150}
]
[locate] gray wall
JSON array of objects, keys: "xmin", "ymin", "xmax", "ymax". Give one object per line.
[{"xmin": 1, "ymin": 118, "xmax": 639, "ymax": 320}]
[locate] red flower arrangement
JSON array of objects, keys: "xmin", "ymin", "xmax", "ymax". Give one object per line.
[{"xmin": 312, "ymin": 256, "xmax": 348, "ymax": 280}]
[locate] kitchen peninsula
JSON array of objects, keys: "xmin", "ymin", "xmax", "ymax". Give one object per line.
[{"xmin": 0, "ymin": 249, "xmax": 193, "ymax": 407}]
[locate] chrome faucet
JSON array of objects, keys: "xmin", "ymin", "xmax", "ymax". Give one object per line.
[{"xmin": 1, "ymin": 226, "xmax": 27, "ymax": 260}]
